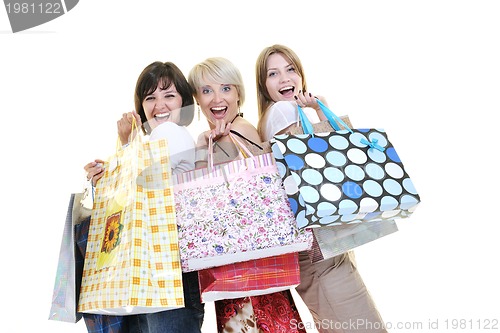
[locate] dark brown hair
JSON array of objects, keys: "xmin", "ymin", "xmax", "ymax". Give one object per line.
[{"xmin": 134, "ymin": 61, "xmax": 194, "ymax": 134}]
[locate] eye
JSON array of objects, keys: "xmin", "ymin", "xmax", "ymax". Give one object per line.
[
  {"xmin": 287, "ymin": 66, "xmax": 296, "ymax": 72},
  {"xmin": 144, "ymin": 95, "xmax": 155, "ymax": 101},
  {"xmin": 201, "ymin": 87, "xmax": 212, "ymax": 94},
  {"xmin": 221, "ymin": 85, "xmax": 231, "ymax": 92},
  {"xmin": 267, "ymin": 71, "xmax": 277, "ymax": 77}
]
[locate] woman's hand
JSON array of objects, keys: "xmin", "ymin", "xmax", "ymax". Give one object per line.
[
  {"xmin": 211, "ymin": 118, "xmax": 233, "ymax": 141},
  {"xmin": 200, "ymin": 119, "xmax": 232, "ymax": 146},
  {"xmin": 117, "ymin": 111, "xmax": 142, "ymax": 145},
  {"xmin": 84, "ymin": 159, "xmax": 105, "ymax": 186},
  {"xmin": 294, "ymin": 90, "xmax": 320, "ymax": 109},
  {"xmin": 295, "ymin": 91, "xmax": 328, "ymax": 121}
]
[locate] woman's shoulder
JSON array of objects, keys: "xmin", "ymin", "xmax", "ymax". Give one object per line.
[
  {"xmin": 260, "ymin": 101, "xmax": 298, "ymax": 141},
  {"xmin": 232, "ymin": 117, "xmax": 261, "ymax": 143},
  {"xmin": 266, "ymin": 101, "xmax": 298, "ymax": 122},
  {"xmin": 269, "ymin": 100, "xmax": 297, "ymax": 113}
]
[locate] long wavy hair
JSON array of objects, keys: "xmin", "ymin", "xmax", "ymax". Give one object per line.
[{"xmin": 255, "ymin": 44, "xmax": 307, "ymax": 134}]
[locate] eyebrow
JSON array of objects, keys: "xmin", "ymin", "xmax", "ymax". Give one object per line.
[
  {"xmin": 160, "ymin": 85, "xmax": 177, "ymax": 92},
  {"xmin": 201, "ymin": 83, "xmax": 232, "ymax": 89},
  {"xmin": 267, "ymin": 63, "xmax": 293, "ymax": 72},
  {"xmin": 159, "ymin": 87, "xmax": 177, "ymax": 93},
  {"xmin": 146, "ymin": 88, "xmax": 177, "ymax": 97}
]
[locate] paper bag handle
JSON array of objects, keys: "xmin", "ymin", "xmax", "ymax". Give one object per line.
[
  {"xmin": 115, "ymin": 116, "xmax": 143, "ymax": 152},
  {"xmin": 207, "ymin": 132, "xmax": 255, "ymax": 172},
  {"xmin": 105, "ymin": 117, "xmax": 142, "ymax": 188},
  {"xmin": 297, "ymin": 100, "xmax": 353, "ymax": 134}
]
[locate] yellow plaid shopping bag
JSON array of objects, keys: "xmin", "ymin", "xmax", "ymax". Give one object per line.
[{"xmin": 78, "ymin": 133, "xmax": 184, "ymax": 315}]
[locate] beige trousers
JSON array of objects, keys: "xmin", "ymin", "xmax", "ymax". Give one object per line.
[{"xmin": 296, "ymin": 251, "xmax": 387, "ymax": 333}]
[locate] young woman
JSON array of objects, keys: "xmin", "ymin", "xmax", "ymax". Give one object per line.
[
  {"xmin": 188, "ymin": 56, "xmax": 306, "ymax": 333},
  {"xmin": 255, "ymin": 44, "xmax": 387, "ymax": 333},
  {"xmin": 188, "ymin": 56, "xmax": 261, "ymax": 166},
  {"xmin": 87, "ymin": 61, "xmax": 197, "ymax": 180},
  {"xmin": 83, "ymin": 61, "xmax": 204, "ymax": 333}
]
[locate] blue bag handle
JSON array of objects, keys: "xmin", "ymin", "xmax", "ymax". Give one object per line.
[
  {"xmin": 297, "ymin": 104, "xmax": 314, "ymax": 134},
  {"xmin": 297, "ymin": 99, "xmax": 353, "ymax": 134}
]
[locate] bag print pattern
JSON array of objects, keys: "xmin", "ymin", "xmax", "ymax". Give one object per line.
[{"xmin": 272, "ymin": 128, "xmax": 420, "ymax": 228}]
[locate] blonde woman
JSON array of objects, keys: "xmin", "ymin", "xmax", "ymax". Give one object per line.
[{"xmin": 189, "ymin": 56, "xmax": 306, "ymax": 333}]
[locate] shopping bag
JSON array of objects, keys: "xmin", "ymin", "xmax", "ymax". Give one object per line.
[
  {"xmin": 307, "ymin": 219, "xmax": 399, "ymax": 263},
  {"xmin": 174, "ymin": 133, "xmax": 312, "ymax": 272},
  {"xmin": 268, "ymin": 104, "xmax": 401, "ymax": 259},
  {"xmin": 78, "ymin": 128, "xmax": 184, "ymax": 315},
  {"xmin": 272, "ymin": 100, "xmax": 420, "ymax": 228},
  {"xmin": 74, "ymin": 206, "xmax": 130, "ymax": 331},
  {"xmin": 49, "ymin": 192, "xmax": 91, "ymax": 323},
  {"xmin": 215, "ymin": 291, "xmax": 306, "ymax": 333},
  {"xmin": 198, "ymin": 252, "xmax": 300, "ymax": 302},
  {"xmin": 229, "ymin": 127, "xmax": 397, "ymax": 259}
]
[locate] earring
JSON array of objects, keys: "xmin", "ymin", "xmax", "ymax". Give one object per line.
[
  {"xmin": 197, "ymin": 105, "xmax": 201, "ymax": 121},
  {"xmin": 238, "ymin": 106, "xmax": 243, "ymax": 118}
]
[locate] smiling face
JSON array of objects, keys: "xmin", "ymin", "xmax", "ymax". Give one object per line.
[
  {"xmin": 196, "ymin": 78, "xmax": 240, "ymax": 125},
  {"xmin": 142, "ymin": 83, "xmax": 183, "ymax": 130},
  {"xmin": 265, "ymin": 52, "xmax": 304, "ymax": 103}
]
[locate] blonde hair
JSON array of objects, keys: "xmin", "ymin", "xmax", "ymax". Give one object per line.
[
  {"xmin": 188, "ymin": 57, "xmax": 245, "ymax": 106},
  {"xmin": 255, "ymin": 44, "xmax": 307, "ymax": 134}
]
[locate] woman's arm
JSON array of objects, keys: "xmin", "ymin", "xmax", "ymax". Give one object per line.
[
  {"xmin": 195, "ymin": 131, "xmax": 210, "ymax": 168},
  {"xmin": 313, "ymin": 95, "xmax": 328, "ymax": 121}
]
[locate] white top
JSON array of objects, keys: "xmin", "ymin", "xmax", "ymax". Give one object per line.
[
  {"xmin": 260, "ymin": 101, "xmax": 321, "ymax": 141},
  {"xmin": 149, "ymin": 122, "xmax": 196, "ymax": 174}
]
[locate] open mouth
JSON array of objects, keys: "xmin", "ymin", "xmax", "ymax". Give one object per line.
[
  {"xmin": 155, "ymin": 112, "xmax": 170, "ymax": 120},
  {"xmin": 154, "ymin": 112, "xmax": 171, "ymax": 123},
  {"xmin": 210, "ymin": 106, "xmax": 227, "ymax": 119},
  {"xmin": 279, "ymin": 86, "xmax": 295, "ymax": 98}
]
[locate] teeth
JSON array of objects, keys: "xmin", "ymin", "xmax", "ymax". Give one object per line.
[
  {"xmin": 279, "ymin": 86, "xmax": 294, "ymax": 93},
  {"xmin": 211, "ymin": 107, "xmax": 226, "ymax": 111},
  {"xmin": 156, "ymin": 113, "xmax": 170, "ymax": 118}
]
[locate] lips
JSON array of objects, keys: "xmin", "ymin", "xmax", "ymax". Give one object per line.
[
  {"xmin": 210, "ymin": 106, "xmax": 227, "ymax": 119},
  {"xmin": 154, "ymin": 112, "xmax": 170, "ymax": 123},
  {"xmin": 279, "ymin": 86, "xmax": 295, "ymax": 99}
]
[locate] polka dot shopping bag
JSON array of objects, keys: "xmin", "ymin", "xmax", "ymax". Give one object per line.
[{"xmin": 271, "ymin": 100, "xmax": 420, "ymax": 229}]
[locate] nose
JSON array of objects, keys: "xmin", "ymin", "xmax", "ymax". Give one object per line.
[
  {"xmin": 155, "ymin": 96, "xmax": 167, "ymax": 109},
  {"xmin": 212, "ymin": 90, "xmax": 223, "ymax": 103},
  {"xmin": 279, "ymin": 72, "xmax": 291, "ymax": 83}
]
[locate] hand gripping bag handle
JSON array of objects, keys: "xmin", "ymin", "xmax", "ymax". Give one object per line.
[{"xmin": 297, "ymin": 99, "xmax": 353, "ymax": 134}]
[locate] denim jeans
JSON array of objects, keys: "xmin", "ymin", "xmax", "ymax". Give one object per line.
[{"xmin": 127, "ymin": 271, "xmax": 205, "ymax": 333}]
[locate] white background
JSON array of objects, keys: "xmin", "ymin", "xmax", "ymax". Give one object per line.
[{"xmin": 1, "ymin": 1, "xmax": 499, "ymax": 332}]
